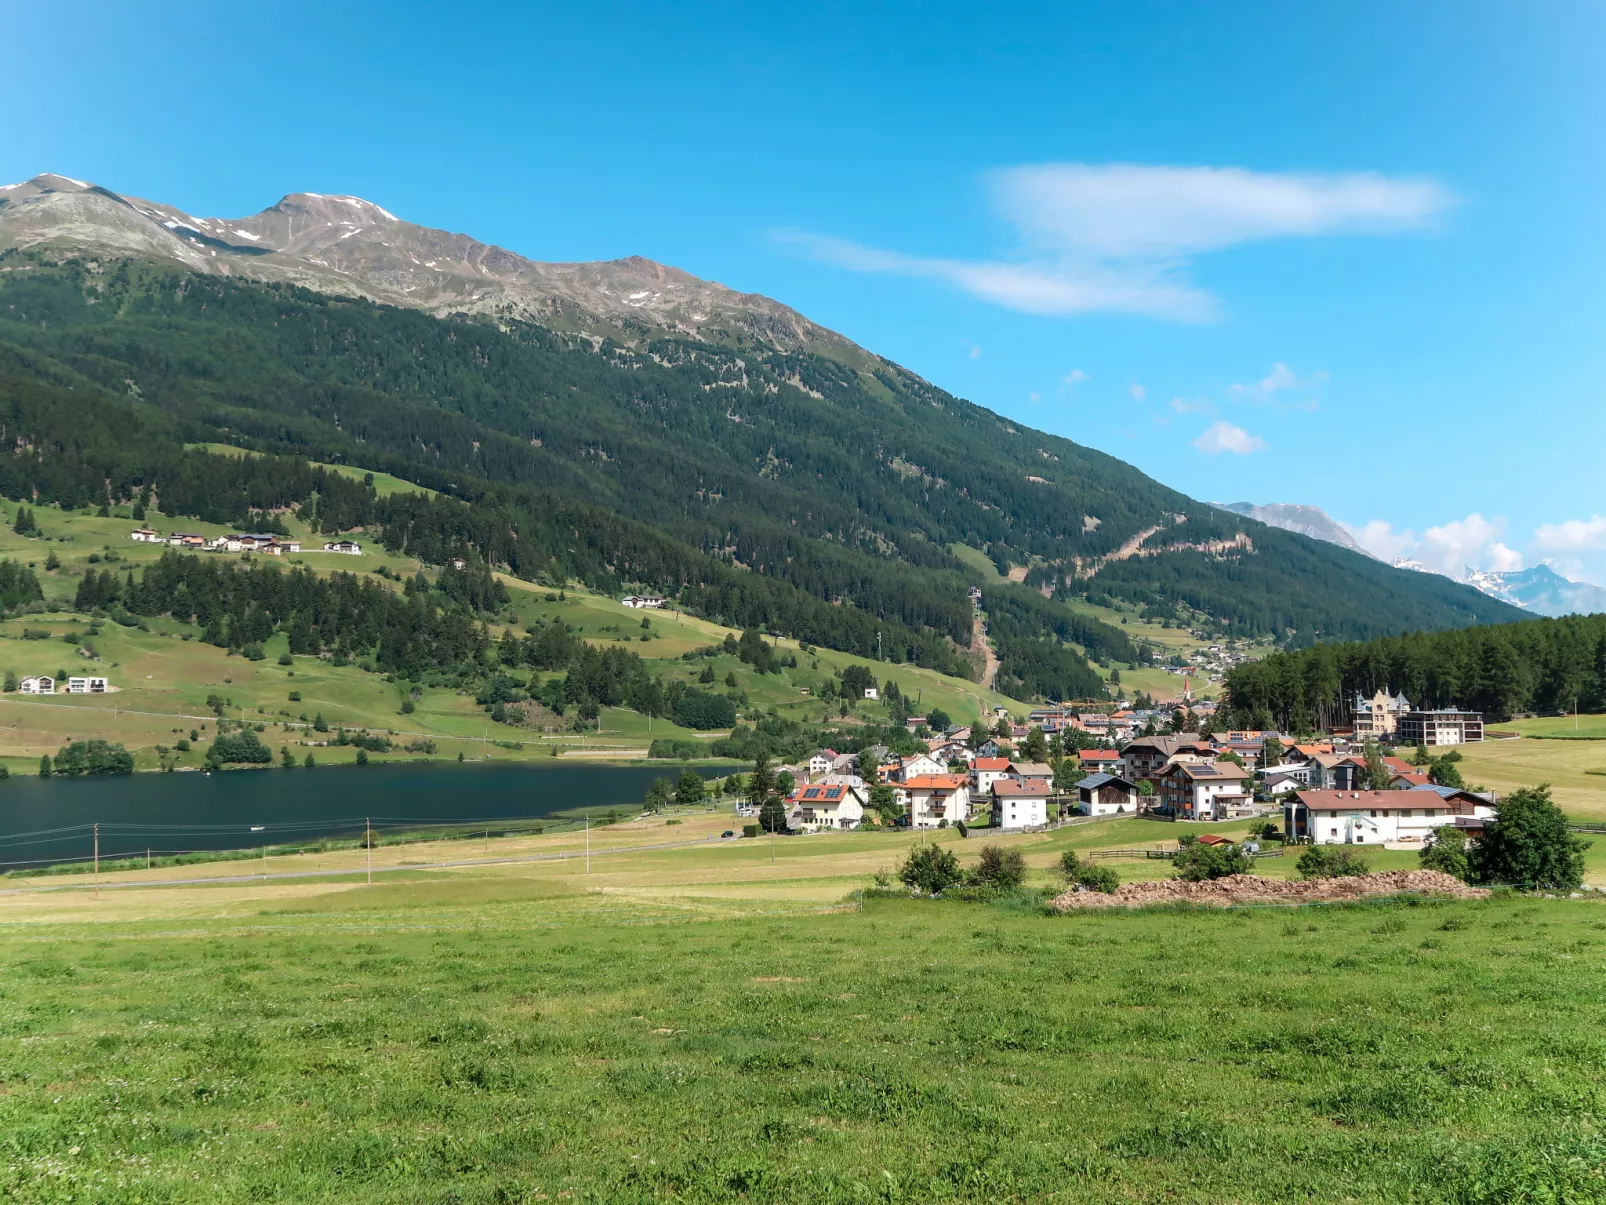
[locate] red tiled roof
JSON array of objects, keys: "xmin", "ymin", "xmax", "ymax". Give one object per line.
[
  {"xmin": 972, "ymin": 757, "xmax": 1010, "ymax": 771},
  {"xmin": 1080, "ymin": 749, "xmax": 1121, "ymax": 760},
  {"xmin": 1197, "ymin": 834, "xmax": 1234, "ymax": 846},
  {"xmin": 990, "ymin": 776, "xmax": 1052, "ymax": 797},
  {"xmin": 903, "ymin": 774, "xmax": 969, "ymax": 790}
]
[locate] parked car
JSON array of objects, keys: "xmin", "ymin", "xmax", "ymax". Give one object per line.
[{"xmin": 721, "ymin": 830, "xmax": 735, "ymax": 839}]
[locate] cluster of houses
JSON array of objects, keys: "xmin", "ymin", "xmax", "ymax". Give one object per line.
[
  {"xmin": 131, "ymin": 529, "xmax": 362, "ymax": 556},
  {"xmin": 19, "ymin": 675, "xmax": 109, "ymax": 694},
  {"xmin": 771, "ymin": 686, "xmax": 1493, "ymax": 847}
]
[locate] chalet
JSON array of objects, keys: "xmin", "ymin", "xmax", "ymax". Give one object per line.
[
  {"xmin": 991, "ymin": 777, "xmax": 1052, "ymax": 829},
  {"xmin": 19, "ymin": 675, "xmax": 54, "ymax": 694},
  {"xmin": 1306, "ymin": 753, "xmax": 1366, "ymax": 791},
  {"xmin": 168, "ymin": 533, "xmax": 206, "ymax": 548},
  {"xmin": 897, "ymin": 753, "xmax": 946, "ymax": 781},
  {"xmin": 1351, "ymin": 689, "xmax": 1412, "ymax": 739},
  {"xmin": 1196, "ymin": 834, "xmax": 1235, "ymax": 847},
  {"xmin": 1213, "ymin": 740, "xmax": 1263, "ymax": 769},
  {"xmin": 975, "ymin": 738, "xmax": 1010, "ymax": 759},
  {"xmin": 66, "ymin": 676, "xmax": 108, "ymax": 694},
  {"xmin": 280, "ymin": 539, "xmax": 302, "ymax": 553},
  {"xmin": 785, "ymin": 782, "xmax": 867, "ymax": 831},
  {"xmin": 1076, "ymin": 772, "xmax": 1141, "ymax": 817},
  {"xmin": 129, "ymin": 527, "xmax": 160, "ymax": 542},
  {"xmin": 323, "ymin": 540, "xmax": 363, "ymax": 555},
  {"xmin": 1282, "ymin": 742, "xmax": 1335, "ymax": 765},
  {"xmin": 902, "ymin": 775, "xmax": 971, "ymax": 828},
  {"xmin": 971, "ymin": 757, "xmax": 1013, "ymax": 795},
  {"xmin": 221, "ymin": 533, "xmax": 279, "ymax": 553},
  {"xmin": 806, "ymin": 749, "xmax": 838, "ymax": 777},
  {"xmin": 1005, "ymin": 761, "xmax": 1055, "ymax": 789},
  {"xmin": 1121, "ymin": 735, "xmax": 1201, "ymax": 783},
  {"xmin": 1078, "ymin": 748, "xmax": 1123, "ymax": 773},
  {"xmin": 620, "ymin": 595, "xmax": 665, "ymax": 609},
  {"xmin": 1159, "ymin": 761, "xmax": 1253, "ymax": 822},
  {"xmin": 1285, "ymin": 788, "xmax": 1494, "ymax": 846},
  {"xmin": 1396, "ymin": 709, "xmax": 1484, "ymax": 747}
]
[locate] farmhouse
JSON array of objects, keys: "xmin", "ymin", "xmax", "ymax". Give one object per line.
[
  {"xmin": 168, "ymin": 533, "xmax": 206, "ymax": 548},
  {"xmin": 129, "ymin": 527, "xmax": 160, "ymax": 542},
  {"xmin": 1159, "ymin": 761, "xmax": 1253, "ymax": 822},
  {"xmin": 1076, "ymin": 771, "xmax": 1141, "ymax": 817},
  {"xmin": 19, "ymin": 675, "xmax": 55, "ymax": 694},
  {"xmin": 322, "ymin": 540, "xmax": 363, "ymax": 555},
  {"xmin": 990, "ymin": 777, "xmax": 1051, "ymax": 829},
  {"xmin": 785, "ymin": 782, "xmax": 867, "ymax": 831},
  {"xmin": 902, "ymin": 774, "xmax": 971, "ymax": 828},
  {"xmin": 621, "ymin": 595, "xmax": 665, "ymax": 609},
  {"xmin": 1285, "ymin": 787, "xmax": 1495, "ymax": 846}
]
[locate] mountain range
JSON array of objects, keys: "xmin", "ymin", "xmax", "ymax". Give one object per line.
[
  {"xmin": 0, "ymin": 172, "xmax": 1530, "ymax": 695},
  {"xmin": 1216, "ymin": 497, "xmax": 1606, "ymax": 618}
]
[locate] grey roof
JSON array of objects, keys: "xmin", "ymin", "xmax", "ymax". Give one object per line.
[{"xmin": 1078, "ymin": 772, "xmax": 1135, "ymax": 791}]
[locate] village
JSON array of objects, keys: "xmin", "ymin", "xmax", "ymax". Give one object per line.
[
  {"xmin": 769, "ymin": 685, "xmax": 1496, "ymax": 850},
  {"xmin": 130, "ymin": 527, "xmax": 364, "ymax": 556}
]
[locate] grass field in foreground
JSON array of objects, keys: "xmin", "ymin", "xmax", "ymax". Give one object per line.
[{"xmin": 2, "ymin": 872, "xmax": 1604, "ymax": 1204}]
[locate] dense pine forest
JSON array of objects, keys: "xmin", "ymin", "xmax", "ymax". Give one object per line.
[
  {"xmin": 0, "ymin": 254, "xmax": 1527, "ymax": 702},
  {"xmin": 1221, "ymin": 614, "xmax": 1606, "ymax": 730}
]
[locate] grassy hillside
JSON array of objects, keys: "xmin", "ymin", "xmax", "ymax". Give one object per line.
[
  {"xmin": 0, "ymin": 257, "xmax": 1523, "ymax": 671},
  {"xmin": 0, "ymin": 504, "xmax": 1022, "ymax": 773},
  {"xmin": 2, "ymin": 822, "xmax": 1602, "ymax": 1203}
]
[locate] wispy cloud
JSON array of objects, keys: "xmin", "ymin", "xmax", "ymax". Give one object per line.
[
  {"xmin": 1128, "ymin": 384, "xmax": 1146, "ymax": 401},
  {"xmin": 1060, "ymin": 368, "xmax": 1090, "ymax": 391},
  {"xmin": 1534, "ymin": 515, "xmax": 1606, "ymax": 552},
  {"xmin": 1229, "ymin": 362, "xmax": 1330, "ymax": 404},
  {"xmin": 781, "ymin": 163, "xmax": 1454, "ymax": 321},
  {"xmin": 1351, "ymin": 513, "xmax": 1523, "ymax": 576},
  {"xmin": 1170, "ymin": 396, "xmax": 1214, "ymax": 415},
  {"xmin": 1192, "ymin": 421, "xmax": 1264, "ymax": 455}
]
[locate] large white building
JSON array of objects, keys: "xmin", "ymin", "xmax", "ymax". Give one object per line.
[
  {"xmin": 902, "ymin": 775, "xmax": 971, "ymax": 828},
  {"xmin": 66, "ymin": 676, "xmax": 109, "ymax": 694},
  {"xmin": 1285, "ymin": 787, "xmax": 1495, "ymax": 846},
  {"xmin": 19, "ymin": 675, "xmax": 54, "ymax": 695},
  {"xmin": 990, "ymin": 776, "xmax": 1051, "ymax": 829},
  {"xmin": 785, "ymin": 782, "xmax": 867, "ymax": 831}
]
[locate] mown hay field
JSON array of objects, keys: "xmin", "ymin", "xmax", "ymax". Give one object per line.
[{"xmin": 3, "ymin": 843, "xmax": 1605, "ymax": 1203}]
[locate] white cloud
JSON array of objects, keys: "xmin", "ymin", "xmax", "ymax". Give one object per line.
[
  {"xmin": 1350, "ymin": 520, "xmax": 1418, "ymax": 563},
  {"xmin": 1192, "ymin": 421, "xmax": 1264, "ymax": 455},
  {"xmin": 1170, "ymin": 396, "xmax": 1214, "ymax": 415},
  {"xmin": 1229, "ymin": 362, "xmax": 1331, "ymax": 397},
  {"xmin": 1534, "ymin": 515, "xmax": 1606, "ymax": 552},
  {"xmin": 1060, "ymin": 368, "xmax": 1089, "ymax": 390},
  {"xmin": 782, "ymin": 164, "xmax": 1453, "ymax": 321},
  {"xmin": 1128, "ymin": 384, "xmax": 1146, "ymax": 401},
  {"xmin": 1352, "ymin": 513, "xmax": 1524, "ymax": 577},
  {"xmin": 1028, "ymin": 391, "xmax": 1042, "ymax": 404}
]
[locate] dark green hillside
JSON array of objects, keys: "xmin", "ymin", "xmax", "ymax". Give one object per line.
[{"xmin": 0, "ymin": 256, "xmax": 1523, "ymax": 693}]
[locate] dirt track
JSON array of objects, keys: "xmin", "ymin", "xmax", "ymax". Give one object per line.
[{"xmin": 1052, "ymin": 870, "xmax": 1489, "ymax": 909}]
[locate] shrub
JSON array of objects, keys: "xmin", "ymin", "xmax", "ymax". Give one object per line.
[
  {"xmin": 898, "ymin": 843, "xmax": 963, "ymax": 895},
  {"xmin": 1468, "ymin": 783, "xmax": 1589, "ymax": 890},
  {"xmin": 648, "ymin": 738, "xmax": 704, "ymax": 760},
  {"xmin": 207, "ymin": 729, "xmax": 272, "ymax": 766},
  {"xmin": 742, "ymin": 824, "xmax": 761, "ymax": 838},
  {"xmin": 1172, "ymin": 841, "xmax": 1253, "ymax": 882},
  {"xmin": 674, "ymin": 689, "xmax": 737, "ymax": 730},
  {"xmin": 1296, "ymin": 846, "xmax": 1371, "ymax": 880},
  {"xmin": 52, "ymin": 739, "xmax": 134, "ymax": 777},
  {"xmin": 1060, "ymin": 848, "xmax": 1118, "ymax": 893},
  {"xmin": 288, "ymin": 691, "xmax": 301, "ymax": 702},
  {"xmin": 1419, "ymin": 826, "xmax": 1470, "ymax": 881},
  {"xmin": 970, "ymin": 844, "xmax": 1026, "ymax": 889}
]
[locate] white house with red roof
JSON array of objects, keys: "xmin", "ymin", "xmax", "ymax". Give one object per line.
[
  {"xmin": 1285, "ymin": 787, "xmax": 1495, "ymax": 846},
  {"xmin": 990, "ymin": 777, "xmax": 1052, "ymax": 829},
  {"xmin": 902, "ymin": 775, "xmax": 971, "ymax": 828},
  {"xmin": 785, "ymin": 782, "xmax": 868, "ymax": 831},
  {"xmin": 971, "ymin": 756, "xmax": 1013, "ymax": 795},
  {"xmin": 897, "ymin": 753, "xmax": 946, "ymax": 782},
  {"xmin": 1078, "ymin": 748, "xmax": 1123, "ymax": 772}
]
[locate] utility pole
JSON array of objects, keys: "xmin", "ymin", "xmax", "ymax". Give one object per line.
[
  {"xmin": 93, "ymin": 824, "xmax": 99, "ymax": 898},
  {"xmin": 585, "ymin": 814, "xmax": 591, "ymax": 874},
  {"xmin": 365, "ymin": 817, "xmax": 372, "ymax": 885}
]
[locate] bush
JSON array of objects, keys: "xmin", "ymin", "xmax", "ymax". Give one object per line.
[
  {"xmin": 1172, "ymin": 841, "xmax": 1253, "ymax": 882},
  {"xmin": 898, "ymin": 843, "xmax": 964, "ymax": 895},
  {"xmin": 1296, "ymin": 846, "xmax": 1372, "ymax": 880},
  {"xmin": 674, "ymin": 689, "xmax": 738, "ymax": 731},
  {"xmin": 1059, "ymin": 849, "xmax": 1119, "ymax": 893},
  {"xmin": 288, "ymin": 690, "xmax": 301, "ymax": 702},
  {"xmin": 970, "ymin": 844, "xmax": 1026, "ymax": 889},
  {"xmin": 1468, "ymin": 783, "xmax": 1588, "ymax": 890},
  {"xmin": 1419, "ymin": 826, "xmax": 1470, "ymax": 881},
  {"xmin": 742, "ymin": 824, "xmax": 761, "ymax": 838},
  {"xmin": 52, "ymin": 739, "xmax": 134, "ymax": 777},
  {"xmin": 648, "ymin": 738, "xmax": 704, "ymax": 760},
  {"xmin": 208, "ymin": 729, "xmax": 273, "ymax": 765}
]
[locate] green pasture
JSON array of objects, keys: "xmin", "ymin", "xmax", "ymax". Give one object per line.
[{"xmin": 2, "ymin": 883, "xmax": 1603, "ymax": 1203}]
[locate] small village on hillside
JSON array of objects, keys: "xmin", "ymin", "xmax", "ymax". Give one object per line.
[{"xmin": 768, "ymin": 684, "xmax": 1496, "ymax": 847}]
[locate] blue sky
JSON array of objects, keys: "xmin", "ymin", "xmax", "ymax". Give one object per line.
[{"xmin": 9, "ymin": 1, "xmax": 1606, "ymax": 582}]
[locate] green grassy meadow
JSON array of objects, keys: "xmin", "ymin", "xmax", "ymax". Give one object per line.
[{"xmin": 2, "ymin": 879, "xmax": 1604, "ymax": 1203}]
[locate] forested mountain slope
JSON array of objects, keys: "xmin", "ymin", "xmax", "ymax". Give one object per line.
[{"xmin": 1221, "ymin": 614, "xmax": 1606, "ymax": 729}]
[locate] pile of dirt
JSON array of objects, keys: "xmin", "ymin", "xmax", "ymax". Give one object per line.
[{"xmin": 1051, "ymin": 870, "xmax": 1488, "ymax": 910}]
